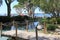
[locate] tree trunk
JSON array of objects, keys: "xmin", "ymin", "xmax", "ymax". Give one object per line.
[
  {"xmin": 7, "ymin": 4, "xmax": 11, "ymax": 17},
  {"xmin": 57, "ymin": 13, "xmax": 59, "ymax": 18},
  {"xmin": 44, "ymin": 22, "xmax": 47, "ymax": 34},
  {"xmin": 56, "ymin": 10, "xmax": 60, "ymax": 18}
]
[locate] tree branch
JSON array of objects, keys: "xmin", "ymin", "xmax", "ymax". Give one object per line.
[
  {"xmin": 5, "ymin": 0, "xmax": 8, "ymax": 5},
  {"xmin": 5, "ymin": 0, "xmax": 12, "ymax": 5},
  {"xmin": 9, "ymin": 1, "xmax": 12, "ymax": 5}
]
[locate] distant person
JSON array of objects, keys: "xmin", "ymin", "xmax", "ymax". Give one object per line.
[{"xmin": 11, "ymin": 25, "xmax": 16, "ymax": 30}]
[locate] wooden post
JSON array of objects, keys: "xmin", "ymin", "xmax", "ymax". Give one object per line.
[
  {"xmin": 0, "ymin": 22, "xmax": 2, "ymax": 37},
  {"xmin": 13, "ymin": 20, "xmax": 14, "ymax": 26},
  {"xmin": 12, "ymin": 20, "xmax": 17, "ymax": 40},
  {"xmin": 36, "ymin": 27, "xmax": 38, "ymax": 40},
  {"xmin": 26, "ymin": 20, "xmax": 28, "ymax": 32},
  {"xmin": 15, "ymin": 21, "xmax": 18, "ymax": 40},
  {"xmin": 0, "ymin": 22, "xmax": 1, "ymax": 37}
]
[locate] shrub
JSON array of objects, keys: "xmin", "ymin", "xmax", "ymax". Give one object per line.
[
  {"xmin": 2, "ymin": 25, "xmax": 11, "ymax": 30},
  {"xmin": 47, "ymin": 24, "xmax": 58, "ymax": 31},
  {"xmin": 57, "ymin": 18, "xmax": 60, "ymax": 24}
]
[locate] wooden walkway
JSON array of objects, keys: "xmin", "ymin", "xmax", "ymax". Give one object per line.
[{"xmin": 1, "ymin": 30, "xmax": 60, "ymax": 40}]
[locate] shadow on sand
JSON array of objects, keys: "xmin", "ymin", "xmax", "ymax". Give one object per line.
[{"xmin": 30, "ymin": 36, "xmax": 60, "ymax": 40}]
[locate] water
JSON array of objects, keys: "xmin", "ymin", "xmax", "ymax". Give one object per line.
[{"xmin": 0, "ymin": 37, "xmax": 8, "ymax": 40}]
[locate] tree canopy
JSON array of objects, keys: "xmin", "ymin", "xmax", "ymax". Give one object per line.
[
  {"xmin": 0, "ymin": 0, "xmax": 60, "ymax": 17},
  {"xmin": 14, "ymin": 0, "xmax": 40, "ymax": 17},
  {"xmin": 39, "ymin": 0, "xmax": 60, "ymax": 17}
]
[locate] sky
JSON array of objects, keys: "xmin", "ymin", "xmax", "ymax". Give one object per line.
[
  {"xmin": 0, "ymin": 0, "xmax": 44, "ymax": 14},
  {"xmin": 0, "ymin": 0, "xmax": 18, "ymax": 15},
  {"xmin": 0, "ymin": 0, "xmax": 51, "ymax": 17}
]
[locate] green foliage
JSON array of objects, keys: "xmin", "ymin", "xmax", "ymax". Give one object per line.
[
  {"xmin": 2, "ymin": 26, "xmax": 11, "ymax": 30},
  {"xmin": 31, "ymin": 0, "xmax": 40, "ymax": 6},
  {"xmin": 47, "ymin": 24, "xmax": 58, "ymax": 31},
  {"xmin": 40, "ymin": 18, "xmax": 48, "ymax": 24},
  {"xmin": 17, "ymin": 0, "xmax": 40, "ymax": 6},
  {"xmin": 0, "ymin": 16, "xmax": 30, "ymax": 22},
  {"xmin": 50, "ymin": 18, "xmax": 56, "ymax": 23},
  {"xmin": 14, "ymin": 0, "xmax": 27, "ymax": 8},
  {"xmin": 0, "ymin": 16, "xmax": 11, "ymax": 23},
  {"xmin": 57, "ymin": 18, "xmax": 60, "ymax": 24},
  {"xmin": 40, "ymin": 0, "xmax": 60, "ymax": 17},
  {"xmin": 14, "ymin": 0, "xmax": 41, "ymax": 10},
  {"xmin": 13, "ymin": 4, "xmax": 24, "ymax": 8},
  {"xmin": 17, "ymin": 0, "xmax": 28, "ymax": 4},
  {"xmin": 40, "ymin": 17, "xmax": 60, "ymax": 24}
]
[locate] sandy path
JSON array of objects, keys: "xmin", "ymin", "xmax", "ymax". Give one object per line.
[{"xmin": 2, "ymin": 30, "xmax": 60, "ymax": 40}]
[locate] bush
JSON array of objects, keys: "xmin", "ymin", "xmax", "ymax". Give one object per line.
[
  {"xmin": 47, "ymin": 24, "xmax": 58, "ymax": 31},
  {"xmin": 57, "ymin": 18, "xmax": 60, "ymax": 24},
  {"xmin": 2, "ymin": 25, "xmax": 11, "ymax": 30}
]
